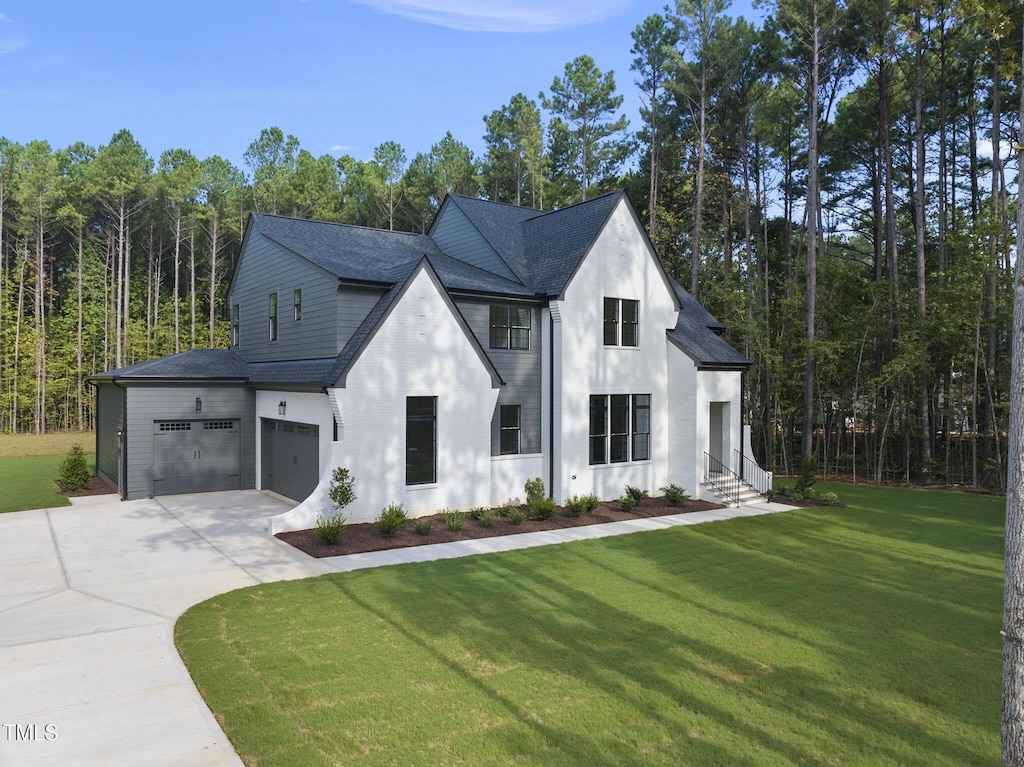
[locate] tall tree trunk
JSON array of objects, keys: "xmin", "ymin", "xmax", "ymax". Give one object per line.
[
  {"xmin": 914, "ymin": 8, "xmax": 931, "ymax": 474},
  {"xmin": 76, "ymin": 227, "xmax": 84, "ymax": 431},
  {"xmin": 803, "ymin": 15, "xmax": 821, "ymax": 461},
  {"xmin": 173, "ymin": 209, "xmax": 182, "ymax": 355},
  {"xmin": 1001, "ymin": 32, "xmax": 1024, "ymax": 764},
  {"xmin": 691, "ymin": 59, "xmax": 709, "ymax": 297}
]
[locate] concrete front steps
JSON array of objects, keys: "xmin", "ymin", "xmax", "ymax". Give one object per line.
[{"xmin": 701, "ymin": 481, "xmax": 766, "ymax": 507}]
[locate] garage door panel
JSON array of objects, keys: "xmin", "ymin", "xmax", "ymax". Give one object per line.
[
  {"xmin": 152, "ymin": 420, "xmax": 240, "ymax": 495},
  {"xmin": 262, "ymin": 418, "xmax": 319, "ymax": 503}
]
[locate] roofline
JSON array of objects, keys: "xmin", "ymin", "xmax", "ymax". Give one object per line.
[
  {"xmin": 432, "ymin": 194, "xmax": 526, "ymax": 285},
  {"xmin": 336, "ymin": 257, "xmax": 506, "ymax": 388},
  {"xmin": 666, "ymin": 331, "xmax": 752, "ymax": 370}
]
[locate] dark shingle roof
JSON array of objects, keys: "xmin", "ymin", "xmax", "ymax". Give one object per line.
[
  {"xmin": 91, "ymin": 349, "xmax": 251, "ymax": 380},
  {"xmin": 253, "ymin": 214, "xmax": 443, "ymax": 284},
  {"xmin": 667, "ymin": 280, "xmax": 750, "ymax": 369}
]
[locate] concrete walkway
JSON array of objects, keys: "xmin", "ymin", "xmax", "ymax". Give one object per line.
[{"xmin": 0, "ymin": 492, "xmax": 794, "ymax": 767}]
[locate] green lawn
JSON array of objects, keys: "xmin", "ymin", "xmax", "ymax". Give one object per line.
[
  {"xmin": 176, "ymin": 483, "xmax": 1003, "ymax": 766},
  {"xmin": 0, "ymin": 433, "xmax": 97, "ymax": 513}
]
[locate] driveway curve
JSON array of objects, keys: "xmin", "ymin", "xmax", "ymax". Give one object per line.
[{"xmin": 0, "ymin": 491, "xmax": 334, "ymax": 767}]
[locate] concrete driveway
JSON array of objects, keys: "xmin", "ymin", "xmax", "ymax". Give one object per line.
[{"xmin": 0, "ymin": 491, "xmax": 335, "ymax": 767}]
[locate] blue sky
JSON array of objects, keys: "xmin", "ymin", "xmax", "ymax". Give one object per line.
[{"xmin": 0, "ymin": 0, "xmax": 762, "ymax": 175}]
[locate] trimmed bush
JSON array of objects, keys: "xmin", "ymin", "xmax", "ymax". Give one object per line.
[
  {"xmin": 619, "ymin": 494, "xmax": 638, "ymax": 511},
  {"xmin": 530, "ymin": 497, "xmax": 557, "ymax": 520},
  {"xmin": 477, "ymin": 511, "xmax": 498, "ymax": 528},
  {"xmin": 820, "ymin": 491, "xmax": 841, "ymax": 507},
  {"xmin": 565, "ymin": 493, "xmax": 600, "ymax": 517},
  {"xmin": 439, "ymin": 509, "xmax": 466, "ymax": 531},
  {"xmin": 525, "ymin": 477, "xmax": 546, "ymax": 506},
  {"xmin": 328, "ymin": 467, "xmax": 356, "ymax": 512},
  {"xmin": 507, "ymin": 509, "xmax": 527, "ymax": 525},
  {"xmin": 59, "ymin": 444, "xmax": 91, "ymax": 493},
  {"xmin": 469, "ymin": 507, "xmax": 489, "ymax": 520},
  {"xmin": 624, "ymin": 485, "xmax": 649, "ymax": 504},
  {"xmin": 497, "ymin": 504, "xmax": 516, "ymax": 518},
  {"xmin": 413, "ymin": 518, "xmax": 432, "ymax": 535},
  {"xmin": 659, "ymin": 483, "xmax": 690, "ymax": 505},
  {"xmin": 315, "ymin": 513, "xmax": 347, "ymax": 544},
  {"xmin": 375, "ymin": 503, "xmax": 408, "ymax": 538}
]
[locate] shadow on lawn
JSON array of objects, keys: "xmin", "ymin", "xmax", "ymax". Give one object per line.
[{"xmin": 324, "ymin": 499, "xmax": 998, "ymax": 766}]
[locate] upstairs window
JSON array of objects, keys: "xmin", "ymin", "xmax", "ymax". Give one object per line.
[
  {"xmin": 230, "ymin": 304, "xmax": 239, "ymax": 347},
  {"xmin": 269, "ymin": 293, "xmax": 278, "ymax": 342},
  {"xmin": 489, "ymin": 306, "xmax": 531, "ymax": 350},
  {"xmin": 604, "ymin": 298, "xmax": 639, "ymax": 346},
  {"xmin": 293, "ymin": 289, "xmax": 302, "ymax": 322}
]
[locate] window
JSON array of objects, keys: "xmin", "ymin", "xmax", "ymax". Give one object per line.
[
  {"xmin": 293, "ymin": 289, "xmax": 302, "ymax": 322},
  {"xmin": 406, "ymin": 397, "xmax": 436, "ymax": 485},
  {"xmin": 489, "ymin": 306, "xmax": 531, "ymax": 350},
  {"xmin": 589, "ymin": 394, "xmax": 651, "ymax": 465},
  {"xmin": 269, "ymin": 293, "xmax": 278, "ymax": 342},
  {"xmin": 499, "ymin": 404, "xmax": 521, "ymax": 455},
  {"xmin": 603, "ymin": 298, "xmax": 639, "ymax": 346},
  {"xmin": 231, "ymin": 304, "xmax": 239, "ymax": 347}
]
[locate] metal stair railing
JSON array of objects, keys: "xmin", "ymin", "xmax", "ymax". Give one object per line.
[
  {"xmin": 734, "ymin": 449, "xmax": 772, "ymax": 496},
  {"xmin": 704, "ymin": 452, "xmax": 743, "ymax": 506}
]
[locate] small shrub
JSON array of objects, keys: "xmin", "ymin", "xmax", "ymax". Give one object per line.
[
  {"xmin": 328, "ymin": 467, "xmax": 357, "ymax": 512},
  {"xmin": 525, "ymin": 477, "xmax": 556, "ymax": 519},
  {"xmin": 469, "ymin": 507, "xmax": 489, "ymax": 520},
  {"xmin": 618, "ymin": 494, "xmax": 637, "ymax": 511},
  {"xmin": 315, "ymin": 512, "xmax": 347, "ymax": 544},
  {"xmin": 439, "ymin": 509, "xmax": 466, "ymax": 531},
  {"xmin": 775, "ymin": 483, "xmax": 792, "ymax": 497},
  {"xmin": 497, "ymin": 504, "xmax": 516, "ymax": 517},
  {"xmin": 507, "ymin": 508, "xmax": 527, "ymax": 525},
  {"xmin": 413, "ymin": 518, "xmax": 432, "ymax": 535},
  {"xmin": 659, "ymin": 483, "xmax": 690, "ymax": 505},
  {"xmin": 764, "ymin": 487, "xmax": 778, "ymax": 500},
  {"xmin": 820, "ymin": 491, "xmax": 840, "ymax": 506},
  {"xmin": 530, "ymin": 497, "xmax": 557, "ymax": 520},
  {"xmin": 59, "ymin": 444, "xmax": 91, "ymax": 493},
  {"xmin": 375, "ymin": 503, "xmax": 408, "ymax": 538},
  {"xmin": 477, "ymin": 511, "xmax": 498, "ymax": 528},
  {"xmin": 565, "ymin": 493, "xmax": 600, "ymax": 517},
  {"xmin": 525, "ymin": 477, "xmax": 546, "ymax": 505},
  {"xmin": 794, "ymin": 455, "xmax": 817, "ymax": 496},
  {"xmin": 624, "ymin": 485, "xmax": 649, "ymax": 503}
]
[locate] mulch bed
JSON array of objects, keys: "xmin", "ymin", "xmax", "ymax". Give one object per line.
[
  {"xmin": 60, "ymin": 475, "xmax": 117, "ymax": 498},
  {"xmin": 278, "ymin": 497, "xmax": 725, "ymax": 558}
]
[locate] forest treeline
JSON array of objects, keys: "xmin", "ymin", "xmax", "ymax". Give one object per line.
[{"xmin": 1, "ymin": 0, "xmax": 1021, "ymax": 488}]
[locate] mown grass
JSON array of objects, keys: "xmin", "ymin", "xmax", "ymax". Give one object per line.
[
  {"xmin": 0, "ymin": 433, "xmax": 97, "ymax": 513},
  {"xmin": 176, "ymin": 483, "xmax": 1003, "ymax": 767}
]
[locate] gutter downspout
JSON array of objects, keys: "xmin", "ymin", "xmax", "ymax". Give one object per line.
[{"xmin": 548, "ymin": 308, "xmax": 555, "ymax": 496}]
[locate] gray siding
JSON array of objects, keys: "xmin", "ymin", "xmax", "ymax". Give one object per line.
[
  {"xmin": 228, "ymin": 233, "xmax": 339, "ymax": 362},
  {"xmin": 456, "ymin": 300, "xmax": 542, "ymax": 455},
  {"xmin": 432, "ymin": 202, "xmax": 518, "ymax": 282},
  {"xmin": 123, "ymin": 383, "xmax": 255, "ymax": 500},
  {"xmin": 338, "ymin": 286, "xmax": 386, "ymax": 351},
  {"xmin": 96, "ymin": 383, "xmax": 125, "ymax": 491}
]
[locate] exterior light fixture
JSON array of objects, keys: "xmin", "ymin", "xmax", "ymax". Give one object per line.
[
  {"xmin": 195, "ymin": 397, "xmax": 202, "ymax": 413},
  {"xmin": 278, "ymin": 401, "xmax": 287, "ymax": 416}
]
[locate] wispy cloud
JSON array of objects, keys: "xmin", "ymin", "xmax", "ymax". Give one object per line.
[
  {"xmin": 0, "ymin": 11, "xmax": 29, "ymax": 54},
  {"xmin": 330, "ymin": 144, "xmax": 354, "ymax": 152},
  {"xmin": 351, "ymin": 0, "xmax": 628, "ymax": 32}
]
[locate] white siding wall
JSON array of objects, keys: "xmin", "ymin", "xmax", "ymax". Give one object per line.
[
  {"xmin": 553, "ymin": 199, "xmax": 679, "ymax": 503},
  {"xmin": 269, "ymin": 265, "xmax": 498, "ymax": 532},
  {"xmin": 490, "ymin": 454, "xmax": 545, "ymax": 506},
  {"xmin": 667, "ymin": 349, "xmax": 743, "ymax": 500}
]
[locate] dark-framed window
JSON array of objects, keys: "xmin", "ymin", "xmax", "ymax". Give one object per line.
[
  {"xmin": 489, "ymin": 306, "xmax": 531, "ymax": 350},
  {"xmin": 603, "ymin": 298, "xmax": 639, "ymax": 346},
  {"xmin": 589, "ymin": 394, "xmax": 651, "ymax": 465},
  {"xmin": 269, "ymin": 293, "xmax": 278, "ymax": 342},
  {"xmin": 293, "ymin": 289, "xmax": 302, "ymax": 322},
  {"xmin": 230, "ymin": 304, "xmax": 239, "ymax": 347},
  {"xmin": 499, "ymin": 404, "xmax": 521, "ymax": 455},
  {"xmin": 406, "ymin": 396, "xmax": 437, "ymax": 485}
]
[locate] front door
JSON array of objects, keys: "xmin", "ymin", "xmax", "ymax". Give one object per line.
[{"xmin": 709, "ymin": 403, "xmax": 725, "ymax": 467}]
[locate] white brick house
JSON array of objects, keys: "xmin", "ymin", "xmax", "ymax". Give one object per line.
[{"xmin": 92, "ymin": 192, "xmax": 760, "ymax": 532}]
